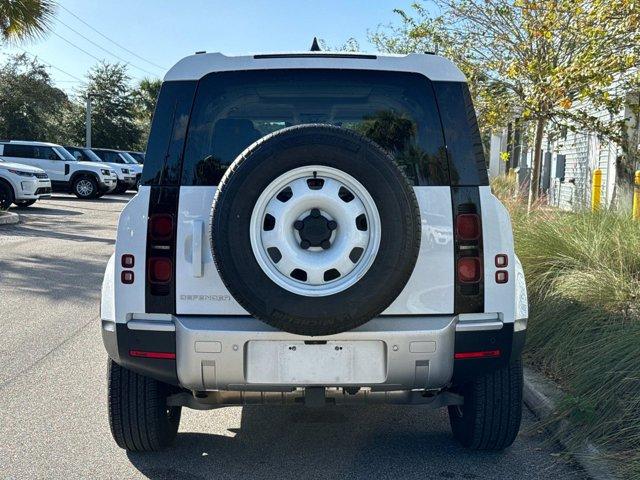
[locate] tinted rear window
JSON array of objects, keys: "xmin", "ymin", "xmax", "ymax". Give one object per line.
[
  {"xmin": 3, "ymin": 144, "xmax": 35, "ymax": 158},
  {"xmin": 181, "ymin": 69, "xmax": 449, "ymax": 186}
]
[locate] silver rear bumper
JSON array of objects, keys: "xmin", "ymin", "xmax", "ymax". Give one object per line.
[{"xmin": 172, "ymin": 315, "xmax": 457, "ymax": 391}]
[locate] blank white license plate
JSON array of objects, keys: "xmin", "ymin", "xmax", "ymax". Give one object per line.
[{"xmin": 246, "ymin": 340, "xmax": 386, "ymax": 385}]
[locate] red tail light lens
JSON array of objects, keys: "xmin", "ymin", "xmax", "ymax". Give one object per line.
[
  {"xmin": 455, "ymin": 349, "xmax": 501, "ymax": 359},
  {"xmin": 149, "ymin": 214, "xmax": 173, "ymax": 241},
  {"xmin": 129, "ymin": 350, "xmax": 176, "ymax": 359},
  {"xmin": 495, "ymin": 270, "xmax": 509, "ymax": 284},
  {"xmin": 456, "ymin": 214, "xmax": 480, "ymax": 240},
  {"xmin": 121, "ymin": 270, "xmax": 134, "ymax": 284},
  {"xmin": 121, "ymin": 254, "xmax": 135, "ymax": 268},
  {"xmin": 148, "ymin": 258, "xmax": 173, "ymax": 283},
  {"xmin": 458, "ymin": 257, "xmax": 481, "ymax": 283}
]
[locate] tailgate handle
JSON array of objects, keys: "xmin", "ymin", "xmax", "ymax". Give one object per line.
[{"xmin": 192, "ymin": 220, "xmax": 204, "ymax": 277}]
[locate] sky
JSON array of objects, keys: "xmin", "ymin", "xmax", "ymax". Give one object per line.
[{"xmin": 3, "ymin": 0, "xmax": 417, "ymax": 93}]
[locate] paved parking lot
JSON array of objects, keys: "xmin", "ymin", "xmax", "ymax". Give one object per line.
[{"xmin": 0, "ymin": 194, "xmax": 585, "ymax": 479}]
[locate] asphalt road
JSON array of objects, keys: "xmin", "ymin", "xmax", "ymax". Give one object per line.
[{"xmin": 0, "ymin": 194, "xmax": 586, "ymax": 479}]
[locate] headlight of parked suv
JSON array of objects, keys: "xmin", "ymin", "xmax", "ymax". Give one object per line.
[
  {"xmin": 7, "ymin": 169, "xmax": 35, "ymax": 177},
  {"xmin": 121, "ymin": 168, "xmax": 129, "ymax": 174},
  {"xmin": 101, "ymin": 169, "xmax": 111, "ymax": 176}
]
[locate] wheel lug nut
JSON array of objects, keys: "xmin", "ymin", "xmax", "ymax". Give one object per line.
[
  {"xmin": 320, "ymin": 240, "xmax": 331, "ymax": 250},
  {"xmin": 294, "ymin": 220, "xmax": 304, "ymax": 230},
  {"xmin": 327, "ymin": 220, "xmax": 337, "ymax": 230},
  {"xmin": 300, "ymin": 240, "xmax": 311, "ymax": 249},
  {"xmin": 310, "ymin": 208, "xmax": 321, "ymax": 218}
]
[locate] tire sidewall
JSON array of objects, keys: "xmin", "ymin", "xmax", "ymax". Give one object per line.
[{"xmin": 0, "ymin": 182, "xmax": 14, "ymax": 210}]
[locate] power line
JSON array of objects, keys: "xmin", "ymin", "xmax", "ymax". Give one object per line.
[
  {"xmin": 54, "ymin": 17, "xmax": 160, "ymax": 77},
  {"xmin": 57, "ymin": 4, "xmax": 168, "ymax": 71},
  {"xmin": 51, "ymin": 31, "xmax": 105, "ymax": 63},
  {"xmin": 18, "ymin": 49, "xmax": 85, "ymax": 83}
]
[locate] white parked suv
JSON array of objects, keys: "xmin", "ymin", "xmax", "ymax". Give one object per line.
[
  {"xmin": 101, "ymin": 51, "xmax": 528, "ymax": 453},
  {"xmin": 0, "ymin": 156, "xmax": 52, "ymax": 209},
  {"xmin": 91, "ymin": 148, "xmax": 142, "ymax": 193},
  {"xmin": 0, "ymin": 141, "xmax": 117, "ymax": 199},
  {"xmin": 64, "ymin": 146, "xmax": 138, "ymax": 194}
]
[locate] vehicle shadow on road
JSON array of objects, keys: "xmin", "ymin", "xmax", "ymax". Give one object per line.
[
  {"xmin": 124, "ymin": 405, "xmax": 561, "ymax": 480},
  {"xmin": 10, "ymin": 205, "xmax": 84, "ymax": 216},
  {"xmin": 47, "ymin": 193, "xmax": 134, "ymax": 204},
  {"xmin": 0, "ymin": 254, "xmax": 106, "ymax": 302}
]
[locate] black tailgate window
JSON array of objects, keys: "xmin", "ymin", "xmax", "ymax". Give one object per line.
[
  {"xmin": 142, "ymin": 81, "xmax": 197, "ymax": 186},
  {"xmin": 181, "ymin": 69, "xmax": 450, "ymax": 186},
  {"xmin": 433, "ymin": 82, "xmax": 489, "ymax": 186}
]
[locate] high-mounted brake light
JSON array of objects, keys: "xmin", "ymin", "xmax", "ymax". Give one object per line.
[
  {"xmin": 457, "ymin": 257, "xmax": 481, "ymax": 283},
  {"xmin": 455, "ymin": 214, "xmax": 480, "ymax": 241},
  {"xmin": 148, "ymin": 258, "xmax": 173, "ymax": 284},
  {"xmin": 149, "ymin": 214, "xmax": 173, "ymax": 241},
  {"xmin": 454, "ymin": 349, "xmax": 501, "ymax": 359}
]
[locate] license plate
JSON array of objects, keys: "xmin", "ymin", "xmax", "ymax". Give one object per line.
[{"xmin": 246, "ymin": 340, "xmax": 386, "ymax": 384}]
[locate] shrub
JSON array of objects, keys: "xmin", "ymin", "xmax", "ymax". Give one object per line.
[{"xmin": 493, "ymin": 177, "xmax": 640, "ymax": 477}]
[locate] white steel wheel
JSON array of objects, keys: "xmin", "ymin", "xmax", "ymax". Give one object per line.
[{"xmin": 249, "ymin": 165, "xmax": 381, "ymax": 297}]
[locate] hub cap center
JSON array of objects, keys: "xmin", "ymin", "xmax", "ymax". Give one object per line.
[{"xmin": 295, "ymin": 208, "xmax": 337, "ymax": 249}]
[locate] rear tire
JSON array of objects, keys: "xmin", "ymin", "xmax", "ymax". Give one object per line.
[
  {"xmin": 0, "ymin": 182, "xmax": 15, "ymax": 210},
  {"xmin": 113, "ymin": 183, "xmax": 128, "ymax": 194},
  {"xmin": 13, "ymin": 199, "xmax": 37, "ymax": 208},
  {"xmin": 72, "ymin": 176, "xmax": 98, "ymax": 199},
  {"xmin": 448, "ymin": 359, "xmax": 523, "ymax": 450},
  {"xmin": 107, "ymin": 359, "xmax": 181, "ymax": 452}
]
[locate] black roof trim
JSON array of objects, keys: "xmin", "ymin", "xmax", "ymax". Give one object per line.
[{"xmin": 253, "ymin": 53, "xmax": 377, "ymax": 60}]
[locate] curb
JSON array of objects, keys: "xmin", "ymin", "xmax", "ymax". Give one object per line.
[
  {"xmin": 523, "ymin": 366, "xmax": 618, "ymax": 480},
  {"xmin": 0, "ymin": 211, "xmax": 19, "ymax": 225}
]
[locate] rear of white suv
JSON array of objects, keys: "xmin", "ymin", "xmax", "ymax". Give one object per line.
[
  {"xmin": 101, "ymin": 52, "xmax": 528, "ymax": 453},
  {"xmin": 0, "ymin": 157, "xmax": 51, "ymax": 209}
]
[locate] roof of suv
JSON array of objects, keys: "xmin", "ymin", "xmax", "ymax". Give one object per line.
[
  {"xmin": 0, "ymin": 140, "xmax": 61, "ymax": 147},
  {"xmin": 164, "ymin": 52, "xmax": 466, "ymax": 83}
]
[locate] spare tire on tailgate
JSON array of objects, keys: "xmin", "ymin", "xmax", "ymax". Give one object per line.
[{"xmin": 211, "ymin": 124, "xmax": 420, "ymax": 336}]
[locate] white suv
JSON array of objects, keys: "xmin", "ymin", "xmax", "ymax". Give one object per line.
[
  {"xmin": 91, "ymin": 148, "xmax": 142, "ymax": 193},
  {"xmin": 64, "ymin": 146, "xmax": 138, "ymax": 194},
  {"xmin": 101, "ymin": 51, "xmax": 528, "ymax": 453},
  {"xmin": 0, "ymin": 141, "xmax": 117, "ymax": 199},
  {"xmin": 0, "ymin": 157, "xmax": 52, "ymax": 209}
]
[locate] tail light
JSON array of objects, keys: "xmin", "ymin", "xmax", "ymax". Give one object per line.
[
  {"xmin": 458, "ymin": 257, "xmax": 482, "ymax": 283},
  {"xmin": 453, "ymin": 199, "xmax": 484, "ymax": 312},
  {"xmin": 455, "ymin": 214, "xmax": 480, "ymax": 240},
  {"xmin": 149, "ymin": 214, "xmax": 173, "ymax": 241},
  {"xmin": 148, "ymin": 257, "xmax": 173, "ymax": 284},
  {"xmin": 147, "ymin": 212, "xmax": 175, "ymax": 296}
]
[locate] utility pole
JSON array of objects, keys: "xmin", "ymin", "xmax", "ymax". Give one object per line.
[{"xmin": 85, "ymin": 95, "xmax": 92, "ymax": 148}]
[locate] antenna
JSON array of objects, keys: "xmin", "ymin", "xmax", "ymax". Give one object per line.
[{"xmin": 310, "ymin": 37, "xmax": 321, "ymax": 52}]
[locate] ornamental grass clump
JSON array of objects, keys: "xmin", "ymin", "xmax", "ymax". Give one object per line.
[{"xmin": 493, "ymin": 179, "xmax": 640, "ymax": 477}]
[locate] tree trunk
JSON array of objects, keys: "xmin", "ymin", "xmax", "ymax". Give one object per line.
[
  {"xmin": 612, "ymin": 154, "xmax": 636, "ymax": 211},
  {"xmin": 528, "ymin": 117, "xmax": 545, "ymax": 211}
]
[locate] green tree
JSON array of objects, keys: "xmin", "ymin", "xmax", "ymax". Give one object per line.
[
  {"xmin": 132, "ymin": 77, "xmax": 161, "ymax": 148},
  {"xmin": 0, "ymin": 53, "xmax": 70, "ymax": 140},
  {"xmin": 371, "ymin": 0, "xmax": 640, "ymax": 208},
  {"xmin": 0, "ymin": 0, "xmax": 55, "ymax": 43},
  {"xmin": 72, "ymin": 62, "xmax": 142, "ymax": 150}
]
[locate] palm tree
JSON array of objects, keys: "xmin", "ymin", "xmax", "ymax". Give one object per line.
[{"xmin": 0, "ymin": 0, "xmax": 56, "ymax": 44}]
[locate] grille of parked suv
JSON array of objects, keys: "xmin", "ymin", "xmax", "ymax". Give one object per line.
[
  {"xmin": 35, "ymin": 172, "xmax": 48, "ymax": 179},
  {"xmin": 35, "ymin": 187, "xmax": 52, "ymax": 194}
]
